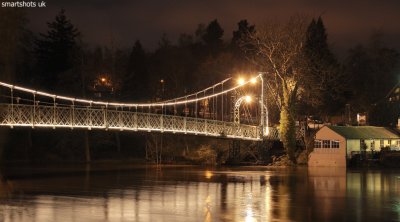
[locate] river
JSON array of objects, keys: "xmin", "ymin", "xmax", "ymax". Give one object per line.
[{"xmin": 0, "ymin": 165, "xmax": 399, "ymax": 222}]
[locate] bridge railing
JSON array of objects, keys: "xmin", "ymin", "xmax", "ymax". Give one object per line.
[{"xmin": 0, "ymin": 104, "xmax": 273, "ymax": 141}]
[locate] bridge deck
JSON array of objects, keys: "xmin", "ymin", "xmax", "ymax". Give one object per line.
[{"xmin": 0, "ymin": 104, "xmax": 280, "ymax": 141}]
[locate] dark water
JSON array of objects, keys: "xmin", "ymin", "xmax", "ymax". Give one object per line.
[{"xmin": 0, "ymin": 165, "xmax": 399, "ymax": 222}]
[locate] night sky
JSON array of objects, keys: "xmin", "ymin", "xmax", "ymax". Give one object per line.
[{"xmin": 26, "ymin": 0, "xmax": 400, "ymax": 56}]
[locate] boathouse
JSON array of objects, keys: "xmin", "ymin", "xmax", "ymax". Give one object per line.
[{"xmin": 308, "ymin": 126, "xmax": 400, "ymax": 167}]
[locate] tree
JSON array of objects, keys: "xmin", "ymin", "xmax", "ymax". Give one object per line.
[
  {"xmin": 231, "ymin": 19, "xmax": 255, "ymax": 54},
  {"xmin": 149, "ymin": 35, "xmax": 196, "ymax": 100},
  {"xmin": 243, "ymin": 15, "xmax": 309, "ymax": 164},
  {"xmin": 300, "ymin": 17, "xmax": 347, "ymax": 118},
  {"xmin": 178, "ymin": 33, "xmax": 193, "ymax": 47},
  {"xmin": 369, "ymin": 101, "xmax": 400, "ymax": 127},
  {"xmin": 0, "ymin": 8, "xmax": 32, "ymax": 83},
  {"xmin": 202, "ymin": 19, "xmax": 224, "ymax": 54},
  {"xmin": 35, "ymin": 9, "xmax": 80, "ymax": 90},
  {"xmin": 122, "ymin": 40, "xmax": 149, "ymax": 101},
  {"xmin": 0, "ymin": 8, "xmax": 33, "ymax": 164},
  {"xmin": 345, "ymin": 32, "xmax": 399, "ymax": 114}
]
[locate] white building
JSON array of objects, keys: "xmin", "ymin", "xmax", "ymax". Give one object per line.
[{"xmin": 308, "ymin": 126, "xmax": 400, "ymax": 167}]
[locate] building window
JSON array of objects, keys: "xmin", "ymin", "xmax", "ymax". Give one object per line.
[
  {"xmin": 323, "ymin": 140, "xmax": 330, "ymax": 148},
  {"xmin": 332, "ymin": 140, "xmax": 339, "ymax": 148},
  {"xmin": 314, "ymin": 140, "xmax": 322, "ymax": 148},
  {"xmin": 370, "ymin": 141, "xmax": 375, "ymax": 150},
  {"xmin": 360, "ymin": 139, "xmax": 367, "ymax": 151},
  {"xmin": 388, "ymin": 139, "xmax": 392, "ymax": 146},
  {"xmin": 397, "ymin": 140, "xmax": 400, "ymax": 147},
  {"xmin": 380, "ymin": 139, "xmax": 384, "ymax": 148}
]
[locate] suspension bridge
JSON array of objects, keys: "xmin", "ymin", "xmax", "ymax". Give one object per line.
[{"xmin": 0, "ymin": 74, "xmax": 289, "ymax": 141}]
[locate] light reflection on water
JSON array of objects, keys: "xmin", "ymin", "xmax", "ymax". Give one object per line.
[{"xmin": 0, "ymin": 166, "xmax": 399, "ymax": 222}]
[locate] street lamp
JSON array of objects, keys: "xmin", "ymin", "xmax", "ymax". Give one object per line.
[
  {"xmin": 244, "ymin": 95, "xmax": 252, "ymax": 103},
  {"xmin": 234, "ymin": 73, "xmax": 269, "ymax": 137},
  {"xmin": 234, "ymin": 95, "xmax": 252, "ymax": 124},
  {"xmin": 237, "ymin": 78, "xmax": 245, "ymax": 86},
  {"xmin": 160, "ymin": 79, "xmax": 165, "ymax": 95}
]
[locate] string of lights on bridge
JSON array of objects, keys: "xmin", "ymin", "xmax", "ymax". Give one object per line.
[
  {"xmin": 0, "ymin": 72, "xmax": 273, "ymax": 139},
  {"xmin": 0, "ymin": 74, "xmax": 261, "ymax": 108}
]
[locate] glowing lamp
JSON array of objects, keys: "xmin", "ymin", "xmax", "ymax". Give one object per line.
[
  {"xmin": 205, "ymin": 170, "xmax": 213, "ymax": 179},
  {"xmin": 245, "ymin": 95, "xmax": 252, "ymax": 103},
  {"xmin": 237, "ymin": 78, "xmax": 245, "ymax": 85}
]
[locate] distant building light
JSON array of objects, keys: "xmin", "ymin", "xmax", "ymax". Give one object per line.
[{"xmin": 357, "ymin": 113, "xmax": 367, "ymax": 126}]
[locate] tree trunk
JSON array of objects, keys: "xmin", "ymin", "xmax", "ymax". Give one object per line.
[{"xmin": 279, "ymin": 82, "xmax": 297, "ymax": 164}]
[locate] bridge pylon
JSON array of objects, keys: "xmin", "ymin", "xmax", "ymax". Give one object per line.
[{"xmin": 228, "ymin": 140, "xmax": 241, "ymax": 162}]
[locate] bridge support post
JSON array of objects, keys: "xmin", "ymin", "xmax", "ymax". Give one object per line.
[
  {"xmin": 160, "ymin": 115, "xmax": 164, "ymax": 132},
  {"xmin": 32, "ymin": 93, "xmax": 36, "ymax": 128},
  {"xmin": 104, "ymin": 103, "xmax": 108, "ymax": 130},
  {"xmin": 9, "ymin": 87, "xmax": 14, "ymax": 128},
  {"xmin": 52, "ymin": 96, "xmax": 56, "ymax": 129},
  {"xmin": 184, "ymin": 117, "xmax": 187, "ymax": 134},
  {"xmin": 133, "ymin": 112, "xmax": 138, "ymax": 131},
  {"xmin": 70, "ymin": 102, "xmax": 75, "ymax": 129},
  {"xmin": 204, "ymin": 120, "xmax": 207, "ymax": 135},
  {"xmin": 118, "ymin": 107, "xmax": 123, "ymax": 130},
  {"xmin": 228, "ymin": 140, "xmax": 241, "ymax": 163}
]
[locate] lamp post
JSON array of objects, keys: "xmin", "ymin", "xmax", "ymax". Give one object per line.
[
  {"xmin": 257, "ymin": 72, "xmax": 269, "ymax": 138},
  {"xmin": 234, "ymin": 95, "xmax": 252, "ymax": 124},
  {"xmin": 259, "ymin": 72, "xmax": 264, "ymax": 138},
  {"xmin": 160, "ymin": 79, "xmax": 165, "ymax": 95},
  {"xmin": 234, "ymin": 73, "xmax": 268, "ymax": 137}
]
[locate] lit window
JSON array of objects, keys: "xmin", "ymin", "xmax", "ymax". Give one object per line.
[
  {"xmin": 323, "ymin": 140, "xmax": 330, "ymax": 148},
  {"xmin": 360, "ymin": 139, "xmax": 366, "ymax": 151},
  {"xmin": 314, "ymin": 140, "xmax": 322, "ymax": 148},
  {"xmin": 380, "ymin": 139, "xmax": 384, "ymax": 148},
  {"xmin": 332, "ymin": 140, "xmax": 339, "ymax": 148},
  {"xmin": 388, "ymin": 139, "xmax": 392, "ymax": 146},
  {"xmin": 397, "ymin": 140, "xmax": 400, "ymax": 147},
  {"xmin": 370, "ymin": 141, "xmax": 375, "ymax": 150}
]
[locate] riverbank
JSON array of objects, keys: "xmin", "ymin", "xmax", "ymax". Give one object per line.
[{"xmin": 348, "ymin": 151, "xmax": 400, "ymax": 168}]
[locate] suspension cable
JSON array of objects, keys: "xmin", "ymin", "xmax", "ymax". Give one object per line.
[
  {"xmin": 159, "ymin": 77, "xmax": 231, "ymax": 103},
  {"xmin": 0, "ymin": 76, "xmax": 259, "ymax": 108}
]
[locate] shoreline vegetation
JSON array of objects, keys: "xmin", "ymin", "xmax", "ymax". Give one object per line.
[{"xmin": 1, "ymin": 127, "xmax": 400, "ymax": 169}]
